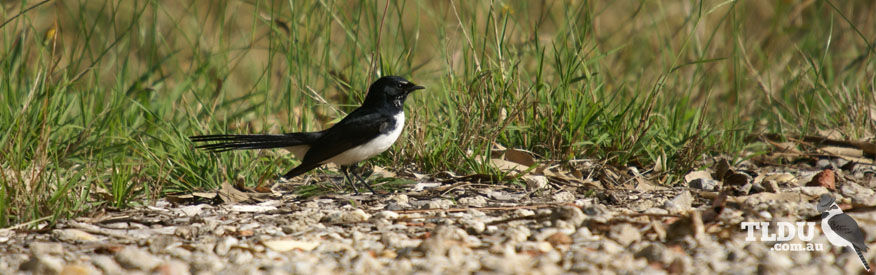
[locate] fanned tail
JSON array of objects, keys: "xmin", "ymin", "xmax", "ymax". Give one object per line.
[{"xmin": 190, "ymin": 132, "xmax": 321, "ymax": 152}]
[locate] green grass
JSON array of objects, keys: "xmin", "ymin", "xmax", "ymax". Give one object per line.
[{"xmin": 1, "ymin": 0, "xmax": 873, "ymax": 227}]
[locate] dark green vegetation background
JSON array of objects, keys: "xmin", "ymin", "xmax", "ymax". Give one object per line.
[{"xmin": 1, "ymin": 0, "xmax": 874, "ymax": 226}]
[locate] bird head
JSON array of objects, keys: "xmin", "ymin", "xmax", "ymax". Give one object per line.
[
  {"xmin": 817, "ymin": 194, "xmax": 844, "ymax": 215},
  {"xmin": 363, "ymin": 76, "xmax": 424, "ymax": 108}
]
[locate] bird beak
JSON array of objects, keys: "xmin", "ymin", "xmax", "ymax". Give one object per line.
[{"xmin": 408, "ymin": 84, "xmax": 425, "ymax": 92}]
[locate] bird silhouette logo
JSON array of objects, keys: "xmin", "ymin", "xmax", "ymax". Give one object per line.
[{"xmin": 817, "ymin": 194, "xmax": 870, "ymax": 272}]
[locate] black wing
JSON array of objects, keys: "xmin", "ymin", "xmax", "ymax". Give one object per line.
[
  {"xmin": 281, "ymin": 107, "xmax": 393, "ymax": 178},
  {"xmin": 829, "ymin": 214, "xmax": 868, "ymax": 251}
]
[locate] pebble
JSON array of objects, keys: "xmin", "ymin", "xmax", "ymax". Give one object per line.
[
  {"xmin": 458, "ymin": 196, "xmax": 488, "ymax": 207},
  {"xmin": 19, "ymin": 255, "xmax": 63, "ymax": 274},
  {"xmin": 551, "ymin": 205, "xmax": 586, "ymax": 226},
  {"xmin": 52, "ymin": 229, "xmax": 98, "ymax": 243},
  {"xmin": 29, "ymin": 242, "xmax": 63, "ymax": 255},
  {"xmin": 215, "ymin": 236, "xmax": 238, "ymax": 256},
  {"xmin": 505, "ymin": 226, "xmax": 531, "ymax": 243},
  {"xmin": 688, "ymin": 178, "xmax": 719, "ymax": 191},
  {"xmin": 424, "ymin": 199, "xmax": 454, "ymax": 209},
  {"xmin": 609, "ymin": 224, "xmax": 641, "ymax": 247},
  {"xmin": 815, "ymin": 159, "xmax": 832, "ymax": 169},
  {"xmin": 663, "ymin": 191, "xmax": 693, "ymax": 214},
  {"xmin": 840, "ymin": 181, "xmax": 876, "ymax": 206},
  {"xmin": 92, "ymin": 255, "xmax": 124, "ymax": 274},
  {"xmin": 551, "ymin": 191, "xmax": 575, "ymax": 202},
  {"xmin": 460, "ymin": 219, "xmax": 486, "ymax": 234},
  {"xmin": 324, "ymin": 209, "xmax": 371, "ymax": 223},
  {"xmin": 764, "ymin": 180, "xmax": 781, "ymax": 192},
  {"xmin": 115, "ymin": 246, "xmax": 162, "ymax": 271},
  {"xmin": 155, "ymin": 260, "xmax": 191, "ymax": 275},
  {"xmin": 373, "ymin": 210, "xmax": 399, "ymax": 220},
  {"xmin": 524, "ymin": 175, "xmax": 549, "ymax": 190},
  {"xmin": 60, "ymin": 264, "xmax": 96, "ymax": 275}
]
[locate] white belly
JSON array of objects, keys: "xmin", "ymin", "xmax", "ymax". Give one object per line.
[{"xmin": 324, "ymin": 112, "xmax": 404, "ymax": 166}]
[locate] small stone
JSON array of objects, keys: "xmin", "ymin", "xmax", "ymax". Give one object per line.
[
  {"xmin": 551, "ymin": 191, "xmax": 575, "ymax": 202},
  {"xmin": 545, "ymin": 232, "xmax": 572, "ymax": 247},
  {"xmin": 635, "ymin": 243, "xmax": 667, "ymax": 263},
  {"xmin": 417, "ymin": 225, "xmax": 470, "ymax": 255},
  {"xmin": 816, "ymin": 158, "xmax": 832, "ymax": 169},
  {"xmin": 760, "ymin": 253, "xmax": 794, "ymax": 272},
  {"xmin": 663, "ymin": 191, "xmax": 693, "ymax": 214},
  {"xmin": 115, "ymin": 246, "xmax": 161, "ymax": 271},
  {"xmin": 166, "ymin": 246, "xmax": 192, "ymax": 261},
  {"xmin": 764, "ymin": 180, "xmax": 781, "ymax": 192},
  {"xmin": 524, "ymin": 175, "xmax": 549, "ymax": 190},
  {"xmin": 174, "ymin": 226, "xmax": 198, "ymax": 239},
  {"xmin": 551, "ymin": 206, "xmax": 586, "ymax": 226},
  {"xmin": 458, "ymin": 195, "xmax": 488, "ymax": 207},
  {"xmin": 840, "ymin": 181, "xmax": 876, "ymax": 206},
  {"xmin": 734, "ymin": 183, "xmax": 753, "ymax": 195},
  {"xmin": 92, "ymin": 255, "xmax": 124, "ymax": 275},
  {"xmin": 20, "ymin": 255, "xmax": 63, "ymax": 274},
  {"xmin": 262, "ymin": 239, "xmax": 319, "ymax": 252},
  {"xmin": 460, "ymin": 219, "xmax": 486, "ymax": 234},
  {"xmin": 600, "ymin": 239, "xmax": 625, "ymax": 254},
  {"xmin": 750, "ymin": 182, "xmax": 766, "ymax": 194},
  {"xmin": 807, "ymin": 169, "xmax": 836, "ymax": 190},
  {"xmin": 423, "ymin": 199, "xmax": 454, "ymax": 209},
  {"xmin": 52, "ymin": 229, "xmax": 98, "ymax": 243},
  {"xmin": 609, "ymin": 223, "xmax": 641, "ymax": 247},
  {"xmin": 176, "ymin": 204, "xmax": 208, "ymax": 217},
  {"xmin": 29, "ymin": 242, "xmax": 63, "ymax": 255},
  {"xmin": 215, "ymin": 236, "xmax": 239, "ymax": 256},
  {"xmin": 324, "ymin": 209, "xmax": 371, "ymax": 223},
  {"xmin": 387, "ymin": 194, "xmax": 410, "ymax": 205},
  {"xmin": 155, "ymin": 260, "xmax": 191, "ymax": 275},
  {"xmin": 688, "ymin": 178, "xmax": 719, "ymax": 191},
  {"xmin": 505, "ymin": 226, "xmax": 531, "ymax": 243},
  {"xmin": 643, "ymin": 207, "xmax": 669, "ymax": 215},
  {"xmin": 373, "ymin": 210, "xmax": 399, "ymax": 220},
  {"xmin": 60, "ymin": 264, "xmax": 95, "ymax": 275}
]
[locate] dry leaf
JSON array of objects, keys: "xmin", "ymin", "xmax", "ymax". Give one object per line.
[
  {"xmin": 683, "ymin": 170, "xmax": 712, "ymax": 183},
  {"xmin": 503, "ymin": 148, "xmax": 536, "ymax": 167},
  {"xmin": 218, "ymin": 181, "xmax": 250, "ymax": 204},
  {"xmin": 806, "ymin": 169, "xmax": 835, "ymax": 190},
  {"xmin": 489, "ymin": 158, "xmax": 529, "ymax": 175}
]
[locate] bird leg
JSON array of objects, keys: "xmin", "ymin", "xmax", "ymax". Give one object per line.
[
  {"xmin": 349, "ymin": 165, "xmax": 377, "ymax": 194},
  {"xmin": 340, "ymin": 166, "xmax": 361, "ymax": 195}
]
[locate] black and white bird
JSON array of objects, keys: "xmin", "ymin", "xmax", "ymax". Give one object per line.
[
  {"xmin": 817, "ymin": 194, "xmax": 871, "ymax": 272},
  {"xmin": 190, "ymin": 76, "xmax": 424, "ymax": 194}
]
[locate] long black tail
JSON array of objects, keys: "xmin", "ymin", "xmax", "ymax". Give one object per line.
[
  {"xmin": 190, "ymin": 132, "xmax": 322, "ymax": 152},
  {"xmin": 854, "ymin": 247, "xmax": 871, "ymax": 272}
]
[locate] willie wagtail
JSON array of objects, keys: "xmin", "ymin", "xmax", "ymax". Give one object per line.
[
  {"xmin": 190, "ymin": 76, "xmax": 424, "ymax": 193},
  {"xmin": 818, "ymin": 194, "xmax": 871, "ymax": 272}
]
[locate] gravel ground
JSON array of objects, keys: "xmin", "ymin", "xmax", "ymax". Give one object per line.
[{"xmin": 1, "ymin": 159, "xmax": 875, "ymax": 274}]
